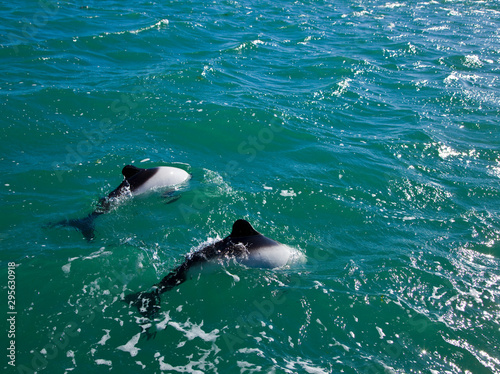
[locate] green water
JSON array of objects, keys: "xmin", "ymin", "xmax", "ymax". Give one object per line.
[{"xmin": 1, "ymin": 0, "xmax": 499, "ymax": 373}]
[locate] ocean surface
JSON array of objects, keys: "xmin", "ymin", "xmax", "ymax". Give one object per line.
[{"xmin": 1, "ymin": 0, "xmax": 500, "ymax": 373}]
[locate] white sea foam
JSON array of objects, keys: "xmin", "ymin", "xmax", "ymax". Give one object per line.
[
  {"xmin": 102, "ymin": 19, "xmax": 169, "ymax": 36},
  {"xmin": 156, "ymin": 311, "xmax": 172, "ymax": 331},
  {"xmin": 285, "ymin": 357, "xmax": 330, "ymax": 374},
  {"xmin": 62, "ymin": 262, "xmax": 71, "ymax": 273},
  {"xmin": 116, "ymin": 333, "xmax": 141, "ymax": 357},
  {"xmin": 95, "ymin": 359, "xmax": 112, "ymax": 366},
  {"xmin": 280, "ymin": 189, "xmax": 297, "ymax": 197},
  {"xmin": 438, "ymin": 144, "xmax": 460, "ymax": 159},
  {"xmin": 97, "ymin": 329, "xmax": 111, "ymax": 345},
  {"xmin": 167, "ymin": 320, "xmax": 219, "ymax": 342}
]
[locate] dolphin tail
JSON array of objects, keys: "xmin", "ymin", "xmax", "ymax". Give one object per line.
[
  {"xmin": 124, "ymin": 266, "xmax": 189, "ymax": 317},
  {"xmin": 49, "ymin": 212, "xmax": 101, "ymax": 241}
]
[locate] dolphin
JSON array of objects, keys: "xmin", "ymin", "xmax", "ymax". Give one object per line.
[
  {"xmin": 52, "ymin": 165, "xmax": 190, "ymax": 240},
  {"xmin": 125, "ymin": 219, "xmax": 293, "ymax": 318}
]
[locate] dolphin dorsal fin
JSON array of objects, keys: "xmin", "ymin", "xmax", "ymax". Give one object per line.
[
  {"xmin": 122, "ymin": 165, "xmax": 143, "ymax": 179},
  {"xmin": 230, "ymin": 219, "xmax": 260, "ymax": 238}
]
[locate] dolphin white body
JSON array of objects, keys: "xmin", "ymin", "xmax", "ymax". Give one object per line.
[
  {"xmin": 130, "ymin": 167, "xmax": 191, "ymax": 196},
  {"xmin": 239, "ymin": 244, "xmax": 293, "ymax": 269}
]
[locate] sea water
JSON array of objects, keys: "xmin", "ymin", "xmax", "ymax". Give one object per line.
[{"xmin": 1, "ymin": 0, "xmax": 499, "ymax": 373}]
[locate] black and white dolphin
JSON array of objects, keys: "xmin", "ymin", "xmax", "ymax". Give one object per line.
[
  {"xmin": 125, "ymin": 219, "xmax": 294, "ymax": 317},
  {"xmin": 52, "ymin": 165, "xmax": 190, "ymax": 240}
]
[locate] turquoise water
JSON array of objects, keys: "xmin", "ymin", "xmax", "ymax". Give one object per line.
[{"xmin": 1, "ymin": 0, "xmax": 500, "ymax": 372}]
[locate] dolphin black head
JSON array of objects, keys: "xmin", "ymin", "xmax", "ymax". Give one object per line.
[{"xmin": 230, "ymin": 219, "xmax": 260, "ymax": 238}]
